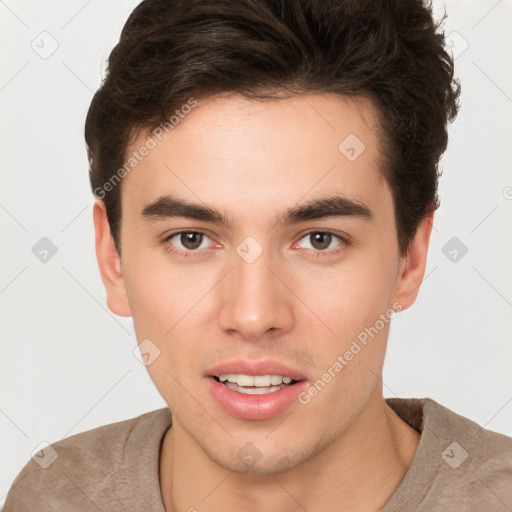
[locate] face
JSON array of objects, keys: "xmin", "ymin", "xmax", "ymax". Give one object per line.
[{"xmin": 95, "ymin": 93, "xmax": 430, "ymax": 474}]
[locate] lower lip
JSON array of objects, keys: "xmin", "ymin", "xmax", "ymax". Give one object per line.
[{"xmin": 206, "ymin": 376, "xmax": 308, "ymax": 421}]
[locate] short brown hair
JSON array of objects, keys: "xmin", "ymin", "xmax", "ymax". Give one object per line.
[{"xmin": 85, "ymin": 0, "xmax": 460, "ymax": 254}]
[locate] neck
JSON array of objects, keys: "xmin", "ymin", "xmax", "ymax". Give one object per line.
[{"xmin": 159, "ymin": 388, "xmax": 420, "ymax": 512}]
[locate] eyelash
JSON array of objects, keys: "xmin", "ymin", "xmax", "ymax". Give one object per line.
[{"xmin": 161, "ymin": 230, "xmax": 350, "ymax": 259}]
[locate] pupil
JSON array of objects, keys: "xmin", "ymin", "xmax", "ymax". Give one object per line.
[
  {"xmin": 181, "ymin": 232, "xmax": 202, "ymax": 250},
  {"xmin": 311, "ymin": 232, "xmax": 331, "ymax": 250}
]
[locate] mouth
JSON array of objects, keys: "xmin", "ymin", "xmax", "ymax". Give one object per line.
[
  {"xmin": 205, "ymin": 360, "xmax": 308, "ymax": 420},
  {"xmin": 213, "ymin": 374, "xmax": 300, "ymax": 395}
]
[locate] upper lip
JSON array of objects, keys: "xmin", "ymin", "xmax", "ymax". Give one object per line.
[{"xmin": 207, "ymin": 359, "xmax": 307, "ymax": 381}]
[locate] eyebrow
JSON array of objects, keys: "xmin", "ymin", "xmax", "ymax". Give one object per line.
[{"xmin": 141, "ymin": 193, "xmax": 373, "ymax": 227}]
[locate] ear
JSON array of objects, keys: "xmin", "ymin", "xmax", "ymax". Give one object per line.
[
  {"xmin": 93, "ymin": 200, "xmax": 131, "ymax": 317},
  {"xmin": 392, "ymin": 211, "xmax": 434, "ymax": 311}
]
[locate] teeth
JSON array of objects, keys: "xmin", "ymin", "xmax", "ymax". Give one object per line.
[
  {"xmin": 253, "ymin": 375, "xmax": 271, "ymax": 387},
  {"xmin": 237, "ymin": 374, "xmax": 254, "ymax": 387},
  {"xmin": 218, "ymin": 374, "xmax": 294, "ymax": 387},
  {"xmin": 224, "ymin": 382, "xmax": 283, "ymax": 395}
]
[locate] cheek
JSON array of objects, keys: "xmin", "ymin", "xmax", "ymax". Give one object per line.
[
  {"xmin": 123, "ymin": 255, "xmax": 215, "ymax": 386},
  {"xmin": 297, "ymin": 252, "xmax": 398, "ymax": 340},
  {"xmin": 123, "ymin": 245, "xmax": 201, "ymax": 334},
  {"xmin": 291, "ymin": 247, "xmax": 398, "ymax": 409},
  {"xmin": 295, "ymin": 265, "xmax": 395, "ymax": 427}
]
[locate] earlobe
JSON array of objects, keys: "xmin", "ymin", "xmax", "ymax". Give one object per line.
[
  {"xmin": 392, "ymin": 212, "xmax": 434, "ymax": 311},
  {"xmin": 93, "ymin": 201, "xmax": 132, "ymax": 317}
]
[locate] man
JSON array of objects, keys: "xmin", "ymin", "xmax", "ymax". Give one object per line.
[{"xmin": 5, "ymin": 0, "xmax": 511, "ymax": 510}]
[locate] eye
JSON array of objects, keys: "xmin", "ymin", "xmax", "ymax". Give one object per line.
[
  {"xmin": 296, "ymin": 231, "xmax": 347, "ymax": 253},
  {"xmin": 162, "ymin": 230, "xmax": 348, "ymax": 258},
  {"xmin": 164, "ymin": 231, "xmax": 214, "ymax": 254}
]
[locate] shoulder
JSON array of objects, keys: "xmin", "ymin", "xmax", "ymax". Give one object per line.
[
  {"xmin": 388, "ymin": 396, "xmax": 512, "ymax": 454},
  {"xmin": 4, "ymin": 408, "xmax": 171, "ymax": 512},
  {"xmin": 420, "ymin": 397, "xmax": 512, "ymax": 465},
  {"xmin": 428, "ymin": 398, "xmax": 512, "ymax": 509},
  {"xmin": 386, "ymin": 397, "xmax": 512, "ymax": 510}
]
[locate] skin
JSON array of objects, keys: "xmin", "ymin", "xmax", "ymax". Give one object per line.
[{"xmin": 94, "ymin": 93, "xmax": 433, "ymax": 511}]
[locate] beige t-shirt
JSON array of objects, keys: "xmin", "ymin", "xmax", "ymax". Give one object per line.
[{"xmin": 4, "ymin": 398, "xmax": 512, "ymax": 511}]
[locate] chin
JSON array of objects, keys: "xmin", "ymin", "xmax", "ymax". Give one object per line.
[{"xmin": 202, "ymin": 435, "xmax": 327, "ymax": 476}]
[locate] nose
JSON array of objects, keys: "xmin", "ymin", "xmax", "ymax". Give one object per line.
[{"xmin": 218, "ymin": 246, "xmax": 295, "ymax": 341}]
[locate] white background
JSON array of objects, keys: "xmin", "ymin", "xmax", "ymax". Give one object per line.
[{"xmin": 1, "ymin": 0, "xmax": 511, "ymax": 504}]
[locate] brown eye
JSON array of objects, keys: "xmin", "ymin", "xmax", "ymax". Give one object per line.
[
  {"xmin": 165, "ymin": 231, "xmax": 212, "ymax": 253},
  {"xmin": 309, "ymin": 232, "xmax": 332, "ymax": 250},
  {"xmin": 296, "ymin": 231, "xmax": 347, "ymax": 254},
  {"xmin": 180, "ymin": 232, "xmax": 203, "ymax": 250}
]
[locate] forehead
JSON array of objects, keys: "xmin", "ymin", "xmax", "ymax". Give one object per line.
[{"xmin": 121, "ymin": 93, "xmax": 388, "ymax": 223}]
